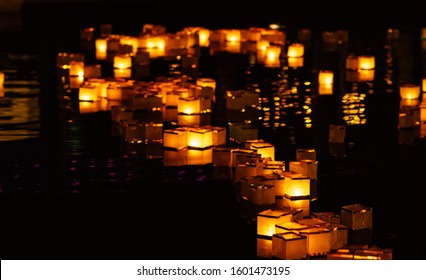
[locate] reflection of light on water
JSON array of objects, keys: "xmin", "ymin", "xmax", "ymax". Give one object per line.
[
  {"xmin": 0, "ymin": 89, "xmax": 40, "ymax": 141},
  {"xmin": 341, "ymin": 92, "xmax": 367, "ymax": 125}
]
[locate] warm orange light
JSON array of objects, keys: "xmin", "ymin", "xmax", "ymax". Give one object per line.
[
  {"xmin": 197, "ymin": 28, "xmax": 211, "ymax": 47},
  {"xmin": 422, "ymin": 78, "xmax": 426, "ymax": 92},
  {"xmin": 287, "ymin": 43, "xmax": 304, "ymax": 58},
  {"xmin": 163, "ymin": 128, "xmax": 188, "ymax": 150},
  {"xmin": 225, "ymin": 29, "xmax": 241, "ymax": 43},
  {"xmin": 78, "ymin": 85, "xmax": 98, "ymax": 101},
  {"xmin": 400, "ymin": 84, "xmax": 421, "ymax": 100},
  {"xmin": 265, "ymin": 45, "xmax": 281, "ymax": 68},
  {"xmin": 358, "ymin": 55, "xmax": 375, "ymax": 70},
  {"xmin": 257, "ymin": 209, "xmax": 293, "ymax": 237},
  {"xmin": 69, "ymin": 61, "xmax": 84, "ymax": 77},
  {"xmin": 0, "ymin": 71, "xmax": 4, "ymax": 87},
  {"xmin": 188, "ymin": 128, "xmax": 213, "ymax": 149},
  {"xmin": 95, "ymin": 38, "xmax": 107, "ymax": 60},
  {"xmin": 113, "ymin": 55, "xmax": 132, "ymax": 69},
  {"xmin": 318, "ymin": 70, "xmax": 334, "ymax": 85}
]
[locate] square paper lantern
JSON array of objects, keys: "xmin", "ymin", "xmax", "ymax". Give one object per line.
[
  {"xmin": 262, "ymin": 160, "xmax": 285, "ymax": 174},
  {"xmin": 196, "ymin": 77, "xmax": 216, "ymax": 93},
  {"xmin": 296, "ymin": 218, "xmax": 327, "ymax": 228},
  {"xmin": 289, "ymin": 160, "xmax": 318, "ymax": 180},
  {"xmin": 325, "ymin": 224, "xmax": 349, "ymax": 250},
  {"xmin": 264, "ymin": 45, "xmax": 281, "ymax": 68},
  {"xmin": 357, "ymin": 69, "xmax": 375, "ymax": 82},
  {"xmin": 84, "ymin": 64, "xmax": 102, "ymax": 78},
  {"xmin": 400, "ymin": 84, "xmax": 421, "ymax": 100},
  {"xmin": 244, "ymin": 139, "xmax": 265, "ymax": 149},
  {"xmin": 163, "ymin": 128, "xmax": 188, "ymax": 150},
  {"xmin": 204, "ymin": 126, "xmax": 226, "ymax": 146},
  {"xmin": 69, "ymin": 76, "xmax": 84, "ymax": 89},
  {"xmin": 299, "ymin": 227, "xmax": 332, "ymax": 257},
  {"xmin": 235, "ymin": 163, "xmax": 259, "ymax": 183},
  {"xmin": 69, "ymin": 61, "xmax": 84, "ymax": 77},
  {"xmin": 287, "ymin": 57, "xmax": 304, "ymax": 68},
  {"xmin": 287, "ymin": 43, "xmax": 304, "ymax": 58},
  {"xmin": 231, "ymin": 148, "xmax": 260, "ymax": 167},
  {"xmin": 341, "ymin": 203, "xmax": 373, "ymax": 231},
  {"xmin": 272, "ymin": 232, "xmax": 307, "ymax": 260},
  {"xmin": 188, "ymin": 128, "xmax": 213, "ymax": 149},
  {"xmin": 250, "ymin": 142, "xmax": 275, "ymax": 161},
  {"xmin": 318, "ymin": 84, "xmax": 333, "ymax": 95},
  {"xmin": 95, "ymin": 38, "xmax": 107, "ymax": 60},
  {"xmin": 0, "ymin": 71, "xmax": 5, "ymax": 87},
  {"xmin": 296, "ymin": 148, "xmax": 316, "ymax": 161},
  {"xmin": 107, "ymin": 85, "xmax": 124, "ymax": 101},
  {"xmin": 329, "ymin": 124, "xmax": 346, "ymax": 143},
  {"xmin": 187, "ymin": 147, "xmax": 213, "ymax": 165},
  {"xmin": 248, "ymin": 184, "xmax": 275, "ymax": 205},
  {"xmin": 282, "ymin": 194, "xmax": 310, "ymax": 217},
  {"xmin": 177, "ymin": 97, "xmax": 211, "ymax": 114},
  {"xmin": 283, "ymin": 173, "xmax": 310, "ymax": 197},
  {"xmin": 257, "ymin": 209, "xmax": 294, "ymax": 237},
  {"xmin": 318, "ymin": 70, "xmax": 334, "ymax": 86},
  {"xmin": 357, "ymin": 55, "xmax": 375, "ymax": 70},
  {"xmin": 420, "ymin": 104, "xmax": 426, "ymax": 122},
  {"xmin": 163, "ymin": 148, "xmax": 188, "ymax": 166},
  {"xmin": 212, "ymin": 147, "xmax": 233, "ymax": 167},
  {"xmin": 257, "ymin": 173, "xmax": 285, "ymax": 196},
  {"xmin": 78, "ymin": 85, "xmax": 98, "ymax": 101}
]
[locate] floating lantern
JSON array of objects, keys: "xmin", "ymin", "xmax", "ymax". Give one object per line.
[
  {"xmin": 318, "ymin": 84, "xmax": 333, "ymax": 95},
  {"xmin": 358, "ymin": 69, "xmax": 375, "ymax": 82},
  {"xmin": 69, "ymin": 61, "xmax": 84, "ymax": 77},
  {"xmin": 299, "ymin": 227, "xmax": 332, "ymax": 257},
  {"xmin": 257, "ymin": 236, "xmax": 272, "ymax": 259},
  {"xmin": 264, "ymin": 45, "xmax": 281, "ymax": 68},
  {"xmin": 287, "ymin": 43, "xmax": 304, "ymax": 58},
  {"xmin": 196, "ymin": 28, "xmax": 211, "ymax": 47},
  {"xmin": 106, "ymin": 85, "xmax": 124, "ymax": 100},
  {"xmin": 69, "ymin": 76, "xmax": 84, "ymax": 89},
  {"xmin": 248, "ymin": 184, "xmax": 275, "ymax": 205},
  {"xmin": 345, "ymin": 55, "xmax": 358, "ymax": 70},
  {"xmin": 187, "ymin": 147, "xmax": 213, "ymax": 165},
  {"xmin": 177, "ymin": 112, "xmax": 211, "ymax": 127},
  {"xmin": 177, "ymin": 97, "xmax": 211, "ymax": 115},
  {"xmin": 163, "ymin": 148, "xmax": 188, "ymax": 166},
  {"xmin": 400, "ymin": 84, "xmax": 421, "ymax": 100},
  {"xmin": 212, "ymin": 147, "xmax": 233, "ymax": 167},
  {"xmin": 95, "ymin": 38, "xmax": 107, "ymax": 60},
  {"xmin": 256, "ymin": 173, "xmax": 285, "ymax": 196},
  {"xmin": 249, "ymin": 142, "xmax": 275, "ymax": 161},
  {"xmin": 79, "ymin": 100, "xmax": 107, "ymax": 114},
  {"xmin": 0, "ymin": 71, "xmax": 4, "ymax": 87},
  {"xmin": 289, "ymin": 160, "xmax": 318, "ymax": 180},
  {"xmin": 287, "ymin": 57, "xmax": 304, "ymax": 68},
  {"xmin": 262, "ymin": 160, "xmax": 285, "ymax": 174},
  {"xmin": 318, "ymin": 70, "xmax": 334, "ymax": 86},
  {"xmin": 204, "ymin": 126, "xmax": 226, "ymax": 146},
  {"xmin": 235, "ymin": 163, "xmax": 258, "ymax": 183},
  {"xmin": 420, "ymin": 104, "xmax": 426, "ymax": 122},
  {"xmin": 357, "ymin": 55, "xmax": 375, "ymax": 70},
  {"xmin": 163, "ymin": 128, "xmax": 188, "ymax": 150},
  {"xmin": 257, "ymin": 209, "xmax": 294, "ymax": 237},
  {"xmin": 341, "ymin": 203, "xmax": 373, "ymax": 231},
  {"xmin": 187, "ymin": 127, "xmax": 213, "ymax": 149},
  {"xmin": 296, "ymin": 148, "xmax": 316, "ymax": 161},
  {"xmin": 325, "ymin": 224, "xmax": 349, "ymax": 250},
  {"xmin": 78, "ymin": 85, "xmax": 98, "ymax": 101},
  {"xmin": 282, "ymin": 194, "xmax": 310, "ymax": 217},
  {"xmin": 272, "ymin": 232, "xmax": 307, "ymax": 260},
  {"xmin": 283, "ymin": 173, "xmax": 310, "ymax": 197},
  {"xmin": 329, "ymin": 124, "xmax": 346, "ymax": 143},
  {"xmin": 225, "ymin": 29, "xmax": 241, "ymax": 43},
  {"xmin": 274, "ymin": 221, "xmax": 312, "ymax": 234},
  {"xmin": 422, "ymin": 78, "xmax": 426, "ymax": 93}
]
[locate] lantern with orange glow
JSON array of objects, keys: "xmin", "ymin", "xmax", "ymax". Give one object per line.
[
  {"xmin": 95, "ymin": 38, "xmax": 107, "ymax": 60},
  {"xmin": 78, "ymin": 85, "xmax": 98, "ymax": 101},
  {"xmin": 204, "ymin": 126, "xmax": 226, "ymax": 146},
  {"xmin": 325, "ymin": 224, "xmax": 348, "ymax": 250},
  {"xmin": 282, "ymin": 194, "xmax": 310, "ymax": 217},
  {"xmin": 177, "ymin": 112, "xmax": 211, "ymax": 127},
  {"xmin": 287, "ymin": 57, "xmax": 304, "ymax": 68},
  {"xmin": 257, "ymin": 236, "xmax": 272, "ymax": 259},
  {"xmin": 187, "ymin": 127, "xmax": 212, "ymax": 149},
  {"xmin": 69, "ymin": 61, "xmax": 84, "ymax": 77},
  {"xmin": 196, "ymin": 77, "xmax": 216, "ymax": 92},
  {"xmin": 69, "ymin": 76, "xmax": 84, "ymax": 89},
  {"xmin": 120, "ymin": 121, "xmax": 162, "ymax": 143},
  {"xmin": 287, "ymin": 43, "xmax": 304, "ymax": 58},
  {"xmin": 257, "ymin": 209, "xmax": 294, "ymax": 237},
  {"xmin": 357, "ymin": 69, "xmax": 375, "ymax": 82},
  {"xmin": 272, "ymin": 232, "xmax": 308, "ymax": 260},
  {"xmin": 163, "ymin": 128, "xmax": 188, "ymax": 150},
  {"xmin": 341, "ymin": 203, "xmax": 373, "ymax": 231},
  {"xmin": 212, "ymin": 147, "xmax": 234, "ymax": 167},
  {"xmin": 187, "ymin": 147, "xmax": 213, "ymax": 165},
  {"xmin": 274, "ymin": 221, "xmax": 311, "ymax": 234},
  {"xmin": 177, "ymin": 97, "xmax": 211, "ymax": 115},
  {"xmin": 255, "ymin": 173, "xmax": 285, "ymax": 196},
  {"xmin": 400, "ymin": 84, "xmax": 421, "ymax": 100},
  {"xmin": 420, "ymin": 104, "xmax": 426, "ymax": 122},
  {"xmin": 264, "ymin": 45, "xmax": 281, "ymax": 68},
  {"xmin": 235, "ymin": 163, "xmax": 258, "ymax": 183},
  {"xmin": 289, "ymin": 160, "xmax": 318, "ymax": 180},
  {"xmin": 318, "ymin": 84, "xmax": 333, "ymax": 95},
  {"xmin": 86, "ymin": 79, "xmax": 108, "ymax": 99},
  {"xmin": 163, "ymin": 149, "xmax": 188, "ymax": 166},
  {"xmin": 79, "ymin": 100, "xmax": 106, "ymax": 114},
  {"xmin": 346, "ymin": 54, "xmax": 358, "ymax": 70},
  {"xmin": 358, "ymin": 55, "xmax": 375, "ymax": 70},
  {"xmin": 283, "ymin": 173, "xmax": 310, "ymax": 197},
  {"xmin": 0, "ymin": 71, "xmax": 4, "ymax": 88},
  {"xmin": 299, "ymin": 227, "xmax": 332, "ymax": 256},
  {"xmin": 225, "ymin": 29, "xmax": 241, "ymax": 43},
  {"xmin": 318, "ymin": 70, "xmax": 334, "ymax": 86},
  {"xmin": 84, "ymin": 64, "xmax": 102, "ymax": 78},
  {"xmin": 106, "ymin": 85, "xmax": 124, "ymax": 100},
  {"xmin": 250, "ymin": 142, "xmax": 275, "ymax": 161}
]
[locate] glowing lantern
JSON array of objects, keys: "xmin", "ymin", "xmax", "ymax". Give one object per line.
[
  {"xmin": 212, "ymin": 147, "xmax": 233, "ymax": 167},
  {"xmin": 329, "ymin": 124, "xmax": 346, "ymax": 143},
  {"xmin": 299, "ymin": 227, "xmax": 332, "ymax": 257},
  {"xmin": 95, "ymin": 38, "xmax": 107, "ymax": 60},
  {"xmin": 282, "ymin": 194, "xmax": 310, "ymax": 217},
  {"xmin": 248, "ymin": 184, "xmax": 275, "ymax": 205},
  {"xmin": 69, "ymin": 61, "xmax": 84, "ymax": 77},
  {"xmin": 318, "ymin": 70, "xmax": 334, "ymax": 86},
  {"xmin": 296, "ymin": 148, "xmax": 316, "ymax": 161},
  {"xmin": 420, "ymin": 104, "xmax": 426, "ymax": 122},
  {"xmin": 235, "ymin": 163, "xmax": 258, "ymax": 183},
  {"xmin": 69, "ymin": 76, "xmax": 84, "ymax": 89},
  {"xmin": 225, "ymin": 29, "xmax": 241, "ymax": 43},
  {"xmin": 346, "ymin": 55, "xmax": 358, "ymax": 70},
  {"xmin": 197, "ymin": 28, "xmax": 211, "ymax": 47},
  {"xmin": 358, "ymin": 69, "xmax": 375, "ymax": 82},
  {"xmin": 0, "ymin": 71, "xmax": 4, "ymax": 87},
  {"xmin": 283, "ymin": 173, "xmax": 310, "ymax": 197},
  {"xmin": 400, "ymin": 84, "xmax": 421, "ymax": 100},
  {"xmin": 287, "ymin": 57, "xmax": 304, "ymax": 68},
  {"xmin": 187, "ymin": 128, "xmax": 212, "ymax": 149},
  {"xmin": 341, "ymin": 203, "xmax": 373, "ymax": 231},
  {"xmin": 78, "ymin": 85, "xmax": 98, "ymax": 101},
  {"xmin": 204, "ymin": 126, "xmax": 226, "ymax": 146},
  {"xmin": 272, "ymin": 232, "xmax": 307, "ymax": 260},
  {"xmin": 257, "ymin": 236, "xmax": 272, "ymax": 259},
  {"xmin": 231, "ymin": 148, "xmax": 260, "ymax": 167},
  {"xmin": 256, "ymin": 40, "xmax": 270, "ymax": 52},
  {"xmin": 257, "ymin": 209, "xmax": 294, "ymax": 237},
  {"xmin": 163, "ymin": 128, "xmax": 188, "ymax": 150},
  {"xmin": 262, "ymin": 160, "xmax": 285, "ymax": 174},
  {"xmin": 264, "ymin": 45, "xmax": 281, "ymax": 68},
  {"xmin": 106, "ymin": 85, "xmax": 123, "ymax": 100},
  {"xmin": 177, "ymin": 113, "xmax": 211, "ymax": 127},
  {"xmin": 358, "ymin": 55, "xmax": 375, "ymax": 70},
  {"xmin": 318, "ymin": 84, "xmax": 333, "ymax": 95},
  {"xmin": 165, "ymin": 91, "xmax": 181, "ymax": 107},
  {"xmin": 287, "ymin": 43, "xmax": 304, "ymax": 58},
  {"xmin": 422, "ymin": 78, "xmax": 426, "ymax": 93},
  {"xmin": 177, "ymin": 97, "xmax": 211, "ymax": 115},
  {"xmin": 187, "ymin": 147, "xmax": 213, "ymax": 165},
  {"xmin": 250, "ymin": 142, "xmax": 275, "ymax": 160}
]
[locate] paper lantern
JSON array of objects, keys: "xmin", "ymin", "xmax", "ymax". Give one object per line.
[
  {"xmin": 256, "ymin": 173, "xmax": 285, "ymax": 196},
  {"xmin": 0, "ymin": 71, "xmax": 4, "ymax": 87},
  {"xmin": 187, "ymin": 147, "xmax": 213, "ymax": 165},
  {"xmin": 114, "ymin": 68, "xmax": 132, "ymax": 79},
  {"xmin": 283, "ymin": 173, "xmax": 310, "ymax": 197},
  {"xmin": 287, "ymin": 43, "xmax": 304, "ymax": 58},
  {"xmin": 357, "ymin": 69, "xmax": 375, "ymax": 82},
  {"xmin": 272, "ymin": 232, "xmax": 307, "ymax": 260},
  {"xmin": 318, "ymin": 70, "xmax": 334, "ymax": 85},
  {"xmin": 420, "ymin": 104, "xmax": 426, "ymax": 122},
  {"xmin": 250, "ymin": 142, "xmax": 275, "ymax": 160},
  {"xmin": 248, "ymin": 184, "xmax": 275, "ymax": 205},
  {"xmin": 196, "ymin": 77, "xmax": 216, "ymax": 91},
  {"xmin": 163, "ymin": 148, "xmax": 188, "ymax": 166},
  {"xmin": 225, "ymin": 29, "xmax": 241, "ymax": 43},
  {"xmin": 69, "ymin": 61, "xmax": 84, "ymax": 77},
  {"xmin": 79, "ymin": 100, "xmax": 106, "ymax": 114},
  {"xmin": 212, "ymin": 147, "xmax": 233, "ymax": 167},
  {"xmin": 197, "ymin": 28, "xmax": 211, "ymax": 47},
  {"xmin": 69, "ymin": 76, "xmax": 84, "ymax": 89},
  {"xmin": 78, "ymin": 85, "xmax": 98, "ymax": 101},
  {"xmin": 95, "ymin": 38, "xmax": 107, "ymax": 60},
  {"xmin": 264, "ymin": 45, "xmax": 281, "ymax": 68},
  {"xmin": 106, "ymin": 85, "xmax": 124, "ymax": 100},
  {"xmin": 341, "ymin": 203, "xmax": 373, "ymax": 231},
  {"xmin": 400, "ymin": 84, "xmax": 421, "ymax": 100},
  {"xmin": 262, "ymin": 160, "xmax": 285, "ymax": 174},
  {"xmin": 318, "ymin": 84, "xmax": 333, "ymax": 95},
  {"xmin": 257, "ymin": 236, "xmax": 272, "ymax": 259},
  {"xmin": 296, "ymin": 148, "xmax": 316, "ymax": 161},
  {"xmin": 177, "ymin": 113, "xmax": 211, "ymax": 127},
  {"xmin": 187, "ymin": 128, "xmax": 212, "ymax": 149},
  {"xmin": 329, "ymin": 124, "xmax": 346, "ymax": 143},
  {"xmin": 177, "ymin": 97, "xmax": 211, "ymax": 115},
  {"xmin": 205, "ymin": 126, "xmax": 226, "ymax": 146},
  {"xmin": 325, "ymin": 224, "xmax": 348, "ymax": 250},
  {"xmin": 422, "ymin": 78, "xmax": 426, "ymax": 93},
  {"xmin": 287, "ymin": 57, "xmax": 304, "ymax": 68},
  {"xmin": 114, "ymin": 54, "xmax": 132, "ymax": 70},
  {"xmin": 235, "ymin": 163, "xmax": 258, "ymax": 183},
  {"xmin": 346, "ymin": 55, "xmax": 358, "ymax": 70},
  {"xmin": 299, "ymin": 227, "xmax": 332, "ymax": 257},
  {"xmin": 163, "ymin": 128, "xmax": 187, "ymax": 150},
  {"xmin": 257, "ymin": 209, "xmax": 294, "ymax": 237},
  {"xmin": 282, "ymin": 194, "xmax": 310, "ymax": 217},
  {"xmin": 232, "ymin": 149, "xmax": 261, "ymax": 167},
  {"xmin": 358, "ymin": 55, "xmax": 375, "ymax": 70},
  {"xmin": 289, "ymin": 160, "xmax": 318, "ymax": 180}
]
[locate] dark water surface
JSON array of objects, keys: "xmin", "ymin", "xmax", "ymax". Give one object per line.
[{"xmin": 1, "ymin": 1, "xmax": 426, "ymax": 260}]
